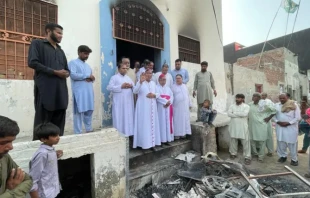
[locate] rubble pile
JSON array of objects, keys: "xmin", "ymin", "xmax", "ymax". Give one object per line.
[{"xmin": 131, "ymin": 153, "xmax": 310, "ymax": 198}]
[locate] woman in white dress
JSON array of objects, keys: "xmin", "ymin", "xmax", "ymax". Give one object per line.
[{"xmin": 172, "ymin": 74, "xmax": 192, "ymax": 139}]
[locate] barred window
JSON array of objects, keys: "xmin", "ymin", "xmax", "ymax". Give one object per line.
[
  {"xmin": 113, "ymin": 1, "xmax": 164, "ymax": 49},
  {"xmin": 0, "ymin": 0, "xmax": 57, "ymax": 80},
  {"xmin": 178, "ymin": 35, "xmax": 200, "ymax": 64}
]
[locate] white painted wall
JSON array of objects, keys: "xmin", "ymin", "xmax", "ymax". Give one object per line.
[
  {"xmin": 151, "ymin": 0, "xmax": 227, "ymax": 113},
  {"xmin": 0, "ymin": 0, "xmax": 102, "ymax": 138},
  {"xmin": 11, "ymin": 129, "xmax": 127, "ymax": 198},
  {"xmin": 284, "ymin": 49, "xmax": 309, "ymax": 100}
]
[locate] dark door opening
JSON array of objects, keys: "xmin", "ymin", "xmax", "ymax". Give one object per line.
[
  {"xmin": 116, "ymin": 39, "xmax": 156, "ymax": 69},
  {"xmin": 57, "ymin": 155, "xmax": 91, "ymax": 198}
]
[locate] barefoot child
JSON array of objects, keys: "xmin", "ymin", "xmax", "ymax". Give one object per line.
[
  {"xmin": 29, "ymin": 123, "xmax": 63, "ymax": 198},
  {"xmin": 199, "ymin": 99, "xmax": 217, "ymax": 126}
]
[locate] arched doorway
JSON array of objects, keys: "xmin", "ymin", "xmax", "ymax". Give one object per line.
[{"xmin": 112, "ymin": 1, "xmax": 164, "ymax": 70}]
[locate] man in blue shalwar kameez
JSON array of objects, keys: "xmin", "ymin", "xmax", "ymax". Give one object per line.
[{"xmin": 68, "ymin": 45, "xmax": 95, "ymax": 134}]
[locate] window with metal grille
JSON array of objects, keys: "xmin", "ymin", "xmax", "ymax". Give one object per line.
[
  {"xmin": 113, "ymin": 1, "xmax": 164, "ymax": 49},
  {"xmin": 178, "ymin": 35, "xmax": 200, "ymax": 64},
  {"xmin": 0, "ymin": 0, "xmax": 57, "ymax": 80}
]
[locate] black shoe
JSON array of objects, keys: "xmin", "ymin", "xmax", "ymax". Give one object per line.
[
  {"xmin": 277, "ymin": 157, "xmax": 287, "ymax": 163},
  {"xmin": 290, "ymin": 160, "xmax": 298, "ymax": 166}
]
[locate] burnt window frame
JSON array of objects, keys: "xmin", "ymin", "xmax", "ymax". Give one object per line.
[
  {"xmin": 178, "ymin": 35, "xmax": 201, "ymax": 64},
  {"xmin": 0, "ymin": 0, "xmax": 58, "ymax": 80}
]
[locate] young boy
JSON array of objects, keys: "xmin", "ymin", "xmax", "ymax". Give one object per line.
[
  {"xmin": 0, "ymin": 116, "xmax": 33, "ymax": 197},
  {"xmin": 29, "ymin": 123, "xmax": 63, "ymax": 198},
  {"xmin": 199, "ymin": 99, "xmax": 217, "ymax": 126}
]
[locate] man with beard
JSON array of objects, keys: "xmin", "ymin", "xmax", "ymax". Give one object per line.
[
  {"xmin": 0, "ymin": 116, "xmax": 33, "ymax": 196},
  {"xmin": 228, "ymin": 94, "xmax": 251, "ymax": 165},
  {"xmin": 193, "ymin": 61, "xmax": 217, "ymax": 122},
  {"xmin": 248, "ymin": 93, "xmax": 276, "ymax": 162},
  {"xmin": 274, "ymin": 93, "xmax": 301, "ymax": 166},
  {"xmin": 68, "ymin": 45, "xmax": 95, "ymax": 134},
  {"xmin": 28, "ymin": 23, "xmax": 69, "ymax": 140},
  {"xmin": 171, "ymin": 59, "xmax": 189, "ymax": 84},
  {"xmin": 261, "ymin": 92, "xmax": 275, "ymax": 156}
]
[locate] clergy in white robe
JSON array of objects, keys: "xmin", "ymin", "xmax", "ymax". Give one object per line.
[
  {"xmin": 274, "ymin": 93, "xmax": 301, "ymax": 166},
  {"xmin": 152, "ymin": 64, "xmax": 173, "ymax": 88},
  {"xmin": 172, "ymin": 74, "xmax": 192, "ymax": 138},
  {"xmin": 156, "ymin": 74, "xmax": 174, "ymax": 143},
  {"xmin": 133, "ymin": 69, "xmax": 161, "ymax": 149},
  {"xmin": 227, "ymin": 94, "xmax": 251, "ymax": 164},
  {"xmin": 107, "ymin": 59, "xmax": 135, "ymax": 137},
  {"xmin": 68, "ymin": 46, "xmax": 95, "ymax": 134}
]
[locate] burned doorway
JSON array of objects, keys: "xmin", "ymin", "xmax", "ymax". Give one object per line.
[
  {"xmin": 57, "ymin": 155, "xmax": 91, "ymax": 198},
  {"xmin": 113, "ymin": 1, "xmax": 164, "ymax": 72},
  {"xmin": 116, "ymin": 39, "xmax": 155, "ymax": 69}
]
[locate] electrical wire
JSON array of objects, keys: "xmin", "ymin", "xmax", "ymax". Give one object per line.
[
  {"xmin": 287, "ymin": 0, "xmax": 302, "ymax": 49},
  {"xmin": 211, "ymin": 0, "xmax": 223, "ymax": 45},
  {"xmin": 257, "ymin": 0, "xmax": 282, "ymax": 67},
  {"xmin": 283, "ymin": 12, "xmax": 290, "ymax": 46}
]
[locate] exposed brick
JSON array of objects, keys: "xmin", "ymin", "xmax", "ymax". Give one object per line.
[{"xmin": 236, "ymin": 48, "xmax": 285, "ymax": 85}]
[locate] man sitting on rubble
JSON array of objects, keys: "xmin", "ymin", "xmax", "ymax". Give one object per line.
[{"xmin": 227, "ymin": 94, "xmax": 251, "ymax": 165}]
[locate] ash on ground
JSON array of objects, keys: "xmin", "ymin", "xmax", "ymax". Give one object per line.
[
  {"xmin": 257, "ymin": 176, "xmax": 310, "ymax": 196},
  {"xmin": 130, "ymin": 153, "xmax": 310, "ymax": 198}
]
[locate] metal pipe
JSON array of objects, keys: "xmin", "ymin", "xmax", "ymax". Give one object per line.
[
  {"xmin": 284, "ymin": 165, "xmax": 310, "ymax": 187},
  {"xmin": 240, "ymin": 171, "xmax": 263, "ymax": 198},
  {"xmin": 270, "ymin": 192, "xmax": 310, "ymax": 197},
  {"xmin": 248, "ymin": 172, "xmax": 293, "ymax": 179}
]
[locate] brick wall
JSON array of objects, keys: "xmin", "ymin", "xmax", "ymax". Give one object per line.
[{"xmin": 236, "ymin": 48, "xmax": 285, "ymax": 85}]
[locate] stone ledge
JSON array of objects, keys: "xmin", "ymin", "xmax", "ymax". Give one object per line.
[
  {"xmin": 190, "ymin": 113, "xmax": 230, "ymax": 155},
  {"xmin": 11, "ymin": 128, "xmax": 126, "ymax": 172}
]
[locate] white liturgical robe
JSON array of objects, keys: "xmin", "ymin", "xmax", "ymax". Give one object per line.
[
  {"xmin": 107, "ymin": 73, "xmax": 135, "ymax": 137},
  {"xmin": 172, "ymin": 84, "xmax": 192, "ymax": 136},
  {"xmin": 156, "ymin": 84, "xmax": 174, "ymax": 143},
  {"xmin": 133, "ymin": 80, "xmax": 161, "ymax": 149}
]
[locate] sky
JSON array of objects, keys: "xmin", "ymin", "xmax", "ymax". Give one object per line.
[{"xmin": 222, "ymin": 0, "xmax": 310, "ymax": 46}]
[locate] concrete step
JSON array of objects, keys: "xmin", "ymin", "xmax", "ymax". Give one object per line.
[
  {"xmin": 129, "ymin": 139, "xmax": 192, "ymax": 169},
  {"xmin": 129, "ymin": 158, "xmax": 184, "ymax": 192}
]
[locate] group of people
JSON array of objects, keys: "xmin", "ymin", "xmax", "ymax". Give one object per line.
[
  {"xmin": 0, "ymin": 22, "xmax": 220, "ymax": 197},
  {"xmin": 228, "ymin": 92, "xmax": 303, "ymax": 167},
  {"xmin": 108, "ymin": 58, "xmax": 217, "ymax": 150},
  {"xmin": 0, "ymin": 116, "xmax": 62, "ymax": 197}
]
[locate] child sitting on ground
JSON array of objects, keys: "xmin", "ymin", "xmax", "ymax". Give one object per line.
[
  {"xmin": 29, "ymin": 123, "xmax": 63, "ymax": 198},
  {"xmin": 199, "ymin": 99, "xmax": 217, "ymax": 126}
]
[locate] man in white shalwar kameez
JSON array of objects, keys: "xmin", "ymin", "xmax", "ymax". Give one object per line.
[
  {"xmin": 261, "ymin": 92, "xmax": 275, "ymax": 156},
  {"xmin": 228, "ymin": 94, "xmax": 251, "ymax": 165},
  {"xmin": 172, "ymin": 74, "xmax": 192, "ymax": 139},
  {"xmin": 156, "ymin": 74, "xmax": 174, "ymax": 144},
  {"xmin": 69, "ymin": 45, "xmax": 95, "ymax": 134},
  {"xmin": 133, "ymin": 69, "xmax": 161, "ymax": 149},
  {"xmin": 274, "ymin": 93, "xmax": 301, "ymax": 166},
  {"xmin": 107, "ymin": 58, "xmax": 135, "ymax": 137}
]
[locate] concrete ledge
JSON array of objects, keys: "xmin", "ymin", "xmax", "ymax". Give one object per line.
[
  {"xmin": 11, "ymin": 128, "xmax": 127, "ymax": 198},
  {"xmin": 190, "ymin": 113, "xmax": 230, "ymax": 154}
]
